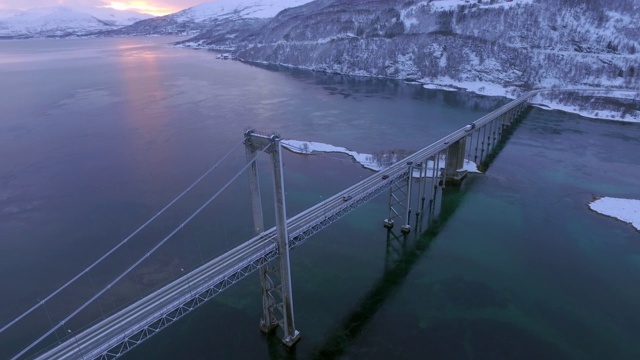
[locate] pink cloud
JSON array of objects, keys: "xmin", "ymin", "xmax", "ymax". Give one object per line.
[
  {"xmin": 0, "ymin": 0, "xmax": 206, "ymax": 14},
  {"xmin": 0, "ymin": 0, "xmax": 107, "ymax": 10}
]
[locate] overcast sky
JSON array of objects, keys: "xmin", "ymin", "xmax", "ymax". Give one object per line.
[{"xmin": 0, "ymin": 0, "xmax": 207, "ymax": 15}]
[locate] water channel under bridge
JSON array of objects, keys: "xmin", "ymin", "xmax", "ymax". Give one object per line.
[{"xmin": 5, "ymin": 89, "xmax": 636, "ymax": 359}]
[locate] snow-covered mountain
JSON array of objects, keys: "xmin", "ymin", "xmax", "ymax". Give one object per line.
[
  {"xmin": 0, "ymin": 6, "xmax": 154, "ymax": 38},
  {"xmin": 174, "ymin": 0, "xmax": 639, "ymax": 120},
  {"xmin": 106, "ymin": 0, "xmax": 314, "ymax": 36},
  {"xmin": 173, "ymin": 0, "xmax": 315, "ymax": 21}
]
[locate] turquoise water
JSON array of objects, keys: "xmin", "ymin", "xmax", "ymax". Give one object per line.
[{"xmin": 1, "ymin": 37, "xmax": 639, "ymax": 359}]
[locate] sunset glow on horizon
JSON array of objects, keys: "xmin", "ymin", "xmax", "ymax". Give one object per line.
[{"xmin": 105, "ymin": 1, "xmax": 176, "ymax": 16}]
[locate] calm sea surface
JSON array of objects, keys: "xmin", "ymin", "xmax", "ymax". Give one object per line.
[{"xmin": 0, "ymin": 37, "xmax": 639, "ymax": 359}]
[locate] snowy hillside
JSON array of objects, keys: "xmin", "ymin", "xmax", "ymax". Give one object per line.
[
  {"xmin": 107, "ymin": 0, "xmax": 314, "ymax": 36},
  {"xmin": 0, "ymin": 6, "xmax": 153, "ymax": 38},
  {"xmin": 178, "ymin": 0, "xmax": 640, "ymax": 120}
]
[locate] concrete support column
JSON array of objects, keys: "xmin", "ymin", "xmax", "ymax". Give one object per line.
[
  {"xmin": 500, "ymin": 112, "xmax": 509, "ymax": 133},
  {"xmin": 444, "ymin": 137, "xmax": 467, "ymax": 185}
]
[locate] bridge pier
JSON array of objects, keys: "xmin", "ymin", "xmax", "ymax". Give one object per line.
[
  {"xmin": 401, "ymin": 161, "xmax": 414, "ymax": 234},
  {"xmin": 244, "ymin": 130, "xmax": 300, "ymax": 347},
  {"xmin": 444, "ymin": 137, "xmax": 468, "ymax": 186}
]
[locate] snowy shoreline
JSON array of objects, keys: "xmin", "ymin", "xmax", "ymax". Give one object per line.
[
  {"xmin": 589, "ymin": 197, "xmax": 640, "ymax": 232},
  {"xmin": 281, "ymin": 139, "xmax": 481, "ymax": 175},
  {"xmin": 419, "ymin": 80, "xmax": 640, "ymax": 123},
  {"xmin": 281, "ymin": 140, "xmax": 383, "ymax": 171},
  {"xmin": 209, "ymin": 49, "xmax": 640, "ymax": 123}
]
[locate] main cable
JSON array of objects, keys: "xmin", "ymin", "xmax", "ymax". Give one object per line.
[{"xmin": 0, "ymin": 141, "xmax": 244, "ymax": 335}]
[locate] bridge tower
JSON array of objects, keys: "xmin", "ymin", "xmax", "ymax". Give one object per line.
[{"xmin": 244, "ymin": 130, "xmax": 301, "ymax": 347}]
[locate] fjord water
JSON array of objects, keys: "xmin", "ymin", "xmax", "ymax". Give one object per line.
[{"xmin": 0, "ymin": 37, "xmax": 639, "ymax": 359}]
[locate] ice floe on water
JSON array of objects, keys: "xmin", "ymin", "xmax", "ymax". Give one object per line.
[
  {"xmin": 589, "ymin": 197, "xmax": 640, "ymax": 231},
  {"xmin": 281, "ymin": 139, "xmax": 480, "ymax": 175}
]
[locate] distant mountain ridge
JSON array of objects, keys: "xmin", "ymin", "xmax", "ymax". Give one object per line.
[
  {"xmin": 104, "ymin": 0, "xmax": 314, "ymax": 36},
  {"xmin": 0, "ymin": 6, "xmax": 153, "ymax": 38}
]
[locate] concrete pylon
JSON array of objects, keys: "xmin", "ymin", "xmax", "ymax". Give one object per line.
[{"xmin": 244, "ymin": 130, "xmax": 300, "ymax": 347}]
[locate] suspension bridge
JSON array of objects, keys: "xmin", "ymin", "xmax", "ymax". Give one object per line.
[{"xmin": 2, "ymin": 89, "xmax": 539, "ymax": 359}]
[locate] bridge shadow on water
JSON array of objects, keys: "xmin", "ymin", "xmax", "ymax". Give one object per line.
[
  {"xmin": 308, "ymin": 185, "xmax": 467, "ymax": 360},
  {"xmin": 262, "ymin": 182, "xmax": 470, "ymax": 360}
]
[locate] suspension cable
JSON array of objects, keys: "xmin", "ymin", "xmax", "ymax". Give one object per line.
[
  {"xmin": 0, "ymin": 141, "xmax": 244, "ymax": 336},
  {"xmin": 12, "ymin": 142, "xmax": 272, "ymax": 360}
]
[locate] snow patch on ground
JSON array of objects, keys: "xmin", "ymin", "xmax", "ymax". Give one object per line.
[
  {"xmin": 422, "ymin": 79, "xmax": 516, "ymax": 97},
  {"xmin": 430, "ymin": 0, "xmax": 533, "ymax": 11},
  {"xmin": 589, "ymin": 197, "xmax": 640, "ymax": 232},
  {"xmin": 430, "ymin": 0, "xmax": 471, "ymax": 11},
  {"xmin": 460, "ymin": 159, "xmax": 482, "ymax": 173},
  {"xmin": 448, "ymin": 80, "xmax": 515, "ymax": 97},
  {"xmin": 399, "ymin": 8, "xmax": 419, "ymax": 29},
  {"xmin": 423, "ymin": 84, "xmax": 459, "ymax": 92},
  {"xmin": 412, "ymin": 157, "xmax": 480, "ymax": 177},
  {"xmin": 480, "ymin": 0, "xmax": 534, "ymax": 9}
]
